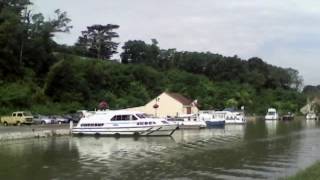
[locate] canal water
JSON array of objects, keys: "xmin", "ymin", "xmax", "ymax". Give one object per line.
[{"xmin": 1, "ymin": 119, "xmax": 320, "ymax": 180}]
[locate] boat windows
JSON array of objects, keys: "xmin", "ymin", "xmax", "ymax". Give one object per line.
[
  {"xmin": 122, "ymin": 115, "xmax": 130, "ymax": 121},
  {"xmin": 161, "ymin": 121, "xmax": 169, "ymax": 124},
  {"xmin": 169, "ymin": 118, "xmax": 183, "ymax": 121},
  {"xmin": 80, "ymin": 123, "xmax": 104, "ymax": 127},
  {"xmin": 111, "ymin": 115, "xmax": 138, "ymax": 121},
  {"xmin": 136, "ymin": 114, "xmax": 146, "ymax": 119},
  {"xmin": 267, "ymin": 112, "xmax": 276, "ymax": 115},
  {"xmin": 137, "ymin": 122, "xmax": 155, "ymax": 125}
]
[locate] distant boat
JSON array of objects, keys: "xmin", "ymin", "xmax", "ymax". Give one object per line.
[
  {"xmin": 72, "ymin": 110, "xmax": 178, "ymax": 136},
  {"xmin": 222, "ymin": 109, "xmax": 246, "ymax": 124},
  {"xmin": 198, "ymin": 111, "xmax": 225, "ymax": 127},
  {"xmin": 281, "ymin": 112, "xmax": 294, "ymax": 121},
  {"xmin": 167, "ymin": 114, "xmax": 207, "ymax": 129},
  {"xmin": 306, "ymin": 112, "xmax": 317, "ymax": 120},
  {"xmin": 265, "ymin": 108, "xmax": 279, "ymax": 120}
]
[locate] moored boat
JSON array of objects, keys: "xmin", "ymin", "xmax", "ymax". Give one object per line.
[
  {"xmin": 306, "ymin": 112, "xmax": 318, "ymax": 120},
  {"xmin": 72, "ymin": 110, "xmax": 178, "ymax": 136},
  {"xmin": 223, "ymin": 110, "xmax": 246, "ymax": 124},
  {"xmin": 167, "ymin": 114, "xmax": 207, "ymax": 129},
  {"xmin": 281, "ymin": 112, "xmax": 294, "ymax": 121},
  {"xmin": 265, "ymin": 108, "xmax": 279, "ymax": 120},
  {"xmin": 198, "ymin": 111, "xmax": 225, "ymax": 128}
]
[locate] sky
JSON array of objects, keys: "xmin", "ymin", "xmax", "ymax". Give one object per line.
[{"xmin": 31, "ymin": 0, "xmax": 320, "ymax": 85}]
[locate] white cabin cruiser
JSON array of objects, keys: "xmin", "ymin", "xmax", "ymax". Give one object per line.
[
  {"xmin": 167, "ymin": 114, "xmax": 207, "ymax": 129},
  {"xmin": 198, "ymin": 111, "xmax": 225, "ymax": 127},
  {"xmin": 306, "ymin": 112, "xmax": 317, "ymax": 120},
  {"xmin": 224, "ymin": 111, "xmax": 246, "ymax": 124},
  {"xmin": 265, "ymin": 108, "xmax": 279, "ymax": 120},
  {"xmin": 72, "ymin": 110, "xmax": 178, "ymax": 136}
]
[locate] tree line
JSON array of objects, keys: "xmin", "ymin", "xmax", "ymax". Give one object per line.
[{"xmin": 0, "ymin": 0, "xmax": 307, "ymax": 115}]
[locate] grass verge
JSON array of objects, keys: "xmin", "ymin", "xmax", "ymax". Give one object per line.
[{"xmin": 282, "ymin": 161, "xmax": 320, "ymax": 180}]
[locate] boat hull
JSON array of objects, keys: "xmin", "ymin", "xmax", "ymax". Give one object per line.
[
  {"xmin": 281, "ymin": 116, "xmax": 294, "ymax": 121},
  {"xmin": 265, "ymin": 118, "xmax": 278, "ymax": 120},
  {"xmin": 72, "ymin": 125, "xmax": 177, "ymax": 136},
  {"xmin": 205, "ymin": 120, "xmax": 225, "ymax": 127},
  {"xmin": 178, "ymin": 124, "xmax": 207, "ymax": 129},
  {"xmin": 225, "ymin": 120, "xmax": 246, "ymax": 124}
]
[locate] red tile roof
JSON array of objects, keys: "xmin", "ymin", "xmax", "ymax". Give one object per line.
[{"xmin": 166, "ymin": 92, "xmax": 194, "ymax": 105}]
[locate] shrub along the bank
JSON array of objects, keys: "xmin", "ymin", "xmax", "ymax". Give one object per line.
[{"xmin": 0, "ymin": 55, "xmax": 306, "ymax": 115}]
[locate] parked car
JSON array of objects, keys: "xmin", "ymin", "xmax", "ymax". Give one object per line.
[
  {"xmin": 33, "ymin": 115, "xmax": 55, "ymax": 124},
  {"xmin": 53, "ymin": 115, "xmax": 69, "ymax": 124},
  {"xmin": 0, "ymin": 111, "xmax": 33, "ymax": 126}
]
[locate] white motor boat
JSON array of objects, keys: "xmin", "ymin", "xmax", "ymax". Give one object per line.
[
  {"xmin": 167, "ymin": 114, "xmax": 207, "ymax": 129},
  {"xmin": 265, "ymin": 108, "xmax": 279, "ymax": 120},
  {"xmin": 306, "ymin": 112, "xmax": 317, "ymax": 120},
  {"xmin": 199, "ymin": 110, "xmax": 246, "ymax": 125},
  {"xmin": 72, "ymin": 110, "xmax": 178, "ymax": 136},
  {"xmin": 198, "ymin": 111, "xmax": 225, "ymax": 127},
  {"xmin": 224, "ymin": 111, "xmax": 246, "ymax": 124}
]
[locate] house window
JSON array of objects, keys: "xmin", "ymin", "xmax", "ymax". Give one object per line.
[{"xmin": 186, "ymin": 107, "xmax": 191, "ymax": 114}]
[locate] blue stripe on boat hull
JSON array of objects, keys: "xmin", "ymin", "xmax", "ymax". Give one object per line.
[{"xmin": 205, "ymin": 120, "xmax": 225, "ymax": 127}]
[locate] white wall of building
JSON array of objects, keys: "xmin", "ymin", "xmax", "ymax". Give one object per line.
[{"xmin": 125, "ymin": 92, "xmax": 199, "ymax": 117}]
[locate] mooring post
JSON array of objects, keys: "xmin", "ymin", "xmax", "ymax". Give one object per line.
[{"xmin": 69, "ymin": 120, "xmax": 73, "ymax": 131}]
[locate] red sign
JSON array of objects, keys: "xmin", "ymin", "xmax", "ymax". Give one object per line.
[{"xmin": 153, "ymin": 104, "xmax": 159, "ymax": 109}]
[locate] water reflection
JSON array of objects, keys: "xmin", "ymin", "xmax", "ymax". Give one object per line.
[
  {"xmin": 0, "ymin": 120, "xmax": 320, "ymax": 179},
  {"xmin": 0, "ymin": 138, "xmax": 81, "ymax": 180},
  {"xmin": 265, "ymin": 120, "xmax": 278, "ymax": 136}
]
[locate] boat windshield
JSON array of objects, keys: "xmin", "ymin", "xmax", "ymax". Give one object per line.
[
  {"xmin": 168, "ymin": 118, "xmax": 184, "ymax": 121},
  {"xmin": 136, "ymin": 114, "xmax": 147, "ymax": 119},
  {"xmin": 267, "ymin": 112, "xmax": 276, "ymax": 115}
]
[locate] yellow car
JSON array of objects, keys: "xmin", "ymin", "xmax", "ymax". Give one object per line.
[{"xmin": 0, "ymin": 111, "xmax": 34, "ymax": 126}]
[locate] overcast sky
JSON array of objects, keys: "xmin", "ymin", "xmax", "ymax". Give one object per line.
[{"xmin": 31, "ymin": 0, "xmax": 320, "ymax": 85}]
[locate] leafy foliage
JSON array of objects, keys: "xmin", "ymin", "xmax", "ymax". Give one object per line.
[
  {"xmin": 0, "ymin": 0, "xmax": 71, "ymax": 82},
  {"xmin": 120, "ymin": 40, "xmax": 303, "ymax": 91},
  {"xmin": 0, "ymin": 1, "xmax": 307, "ymax": 116},
  {"xmin": 75, "ymin": 24, "xmax": 119, "ymax": 60}
]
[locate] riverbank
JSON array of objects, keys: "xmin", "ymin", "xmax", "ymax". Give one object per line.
[
  {"xmin": 283, "ymin": 161, "xmax": 320, "ymax": 180},
  {"xmin": 0, "ymin": 124, "xmax": 71, "ymax": 142}
]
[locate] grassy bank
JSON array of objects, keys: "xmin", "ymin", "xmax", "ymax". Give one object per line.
[{"xmin": 283, "ymin": 161, "xmax": 320, "ymax": 180}]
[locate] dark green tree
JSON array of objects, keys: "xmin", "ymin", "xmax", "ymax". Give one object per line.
[
  {"xmin": 0, "ymin": 0, "xmax": 72, "ymax": 81},
  {"xmin": 121, "ymin": 39, "xmax": 160, "ymax": 66},
  {"xmin": 76, "ymin": 24, "xmax": 119, "ymax": 60},
  {"xmin": 0, "ymin": 0, "xmax": 31, "ymax": 80}
]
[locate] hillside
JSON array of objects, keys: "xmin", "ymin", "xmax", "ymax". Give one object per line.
[
  {"xmin": 0, "ymin": 54, "xmax": 305, "ymax": 115},
  {"xmin": 0, "ymin": 0, "xmax": 306, "ymax": 115}
]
